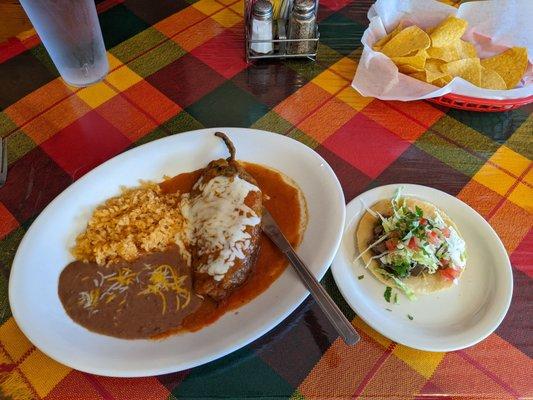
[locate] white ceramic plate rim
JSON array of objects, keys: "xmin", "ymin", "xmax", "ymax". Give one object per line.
[
  {"xmin": 9, "ymin": 128, "xmax": 345, "ymax": 377},
  {"xmin": 331, "ymin": 184, "xmax": 513, "ymax": 352}
]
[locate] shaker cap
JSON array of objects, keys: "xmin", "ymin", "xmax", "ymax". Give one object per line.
[
  {"xmin": 293, "ymin": 0, "xmax": 315, "ymax": 18},
  {"xmin": 252, "ymin": 0, "xmax": 273, "ymax": 20}
]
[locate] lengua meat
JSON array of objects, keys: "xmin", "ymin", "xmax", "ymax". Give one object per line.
[{"xmin": 185, "ymin": 132, "xmax": 263, "ymax": 301}]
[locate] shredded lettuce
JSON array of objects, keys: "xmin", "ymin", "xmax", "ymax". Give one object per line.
[
  {"xmin": 411, "ymin": 250, "xmax": 439, "ymax": 272},
  {"xmin": 392, "ymin": 186, "xmax": 403, "ymax": 208},
  {"xmin": 380, "ymin": 269, "xmax": 417, "ymax": 301}
]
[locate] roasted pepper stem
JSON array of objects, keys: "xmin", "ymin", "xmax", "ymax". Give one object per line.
[{"xmin": 215, "ymin": 131, "xmax": 236, "ymax": 162}]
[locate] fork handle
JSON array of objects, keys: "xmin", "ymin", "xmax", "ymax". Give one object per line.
[
  {"xmin": 261, "ymin": 218, "xmax": 360, "ymax": 345},
  {"xmin": 283, "ymin": 248, "xmax": 360, "ymax": 345}
]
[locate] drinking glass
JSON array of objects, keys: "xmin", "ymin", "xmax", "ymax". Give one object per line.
[{"xmin": 20, "ymin": 0, "xmax": 109, "ymax": 87}]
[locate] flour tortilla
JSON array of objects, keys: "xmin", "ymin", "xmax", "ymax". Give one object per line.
[{"xmin": 356, "ymin": 198, "xmax": 465, "ymax": 294}]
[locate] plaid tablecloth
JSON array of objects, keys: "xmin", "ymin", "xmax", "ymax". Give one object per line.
[{"xmin": 0, "ymin": 0, "xmax": 532, "ymax": 398}]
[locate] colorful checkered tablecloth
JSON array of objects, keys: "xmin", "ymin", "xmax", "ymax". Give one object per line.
[{"xmin": 0, "ymin": 0, "xmax": 532, "ymax": 398}]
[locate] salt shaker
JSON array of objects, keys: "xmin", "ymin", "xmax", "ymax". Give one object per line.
[
  {"xmin": 250, "ymin": 0, "xmax": 274, "ymax": 55},
  {"xmin": 287, "ymin": 0, "xmax": 316, "ymax": 54}
]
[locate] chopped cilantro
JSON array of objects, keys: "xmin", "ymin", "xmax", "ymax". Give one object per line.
[
  {"xmin": 407, "ymin": 314, "xmax": 414, "ymax": 320},
  {"xmin": 385, "ymin": 308, "xmax": 392, "ymax": 312},
  {"xmin": 415, "ymin": 206, "xmax": 423, "ymax": 217},
  {"xmin": 393, "ymin": 293, "xmax": 398, "ymax": 304},
  {"xmin": 384, "ymin": 287, "xmax": 392, "ymax": 303},
  {"xmin": 415, "ymin": 225, "xmax": 427, "ymax": 238},
  {"xmin": 358, "ymin": 275, "xmax": 364, "ymax": 280},
  {"xmin": 392, "ymin": 261, "xmax": 410, "ymax": 278}
]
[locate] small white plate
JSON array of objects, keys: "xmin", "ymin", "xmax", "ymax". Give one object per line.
[
  {"xmin": 9, "ymin": 128, "xmax": 345, "ymax": 377},
  {"xmin": 332, "ymin": 184, "xmax": 513, "ymax": 352}
]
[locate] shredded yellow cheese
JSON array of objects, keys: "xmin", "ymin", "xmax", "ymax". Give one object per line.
[
  {"xmin": 138, "ymin": 264, "xmax": 191, "ymax": 315},
  {"xmin": 108, "ymin": 267, "xmax": 137, "ymax": 287}
]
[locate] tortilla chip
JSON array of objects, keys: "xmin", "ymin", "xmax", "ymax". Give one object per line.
[
  {"xmin": 373, "ymin": 22, "xmax": 404, "ymax": 51},
  {"xmin": 459, "ymin": 40, "xmax": 477, "ymax": 58},
  {"xmin": 433, "ymin": 75, "xmax": 453, "ymax": 87},
  {"xmin": 479, "ymin": 66, "xmax": 507, "ymax": 90},
  {"xmin": 441, "ymin": 57, "xmax": 481, "ymax": 86},
  {"xmin": 427, "ymin": 39, "xmax": 476, "ymax": 62},
  {"xmin": 392, "ymin": 49, "xmax": 428, "ymax": 70},
  {"xmin": 409, "ymin": 71, "xmax": 427, "ymax": 81},
  {"xmin": 399, "ymin": 65, "xmax": 424, "ymax": 74},
  {"xmin": 424, "ymin": 59, "xmax": 448, "ymax": 82},
  {"xmin": 380, "ymin": 15, "xmax": 526, "ymax": 91},
  {"xmin": 427, "ymin": 45, "xmax": 457, "ymax": 62},
  {"xmin": 356, "ymin": 198, "xmax": 465, "ymax": 295},
  {"xmin": 438, "ymin": 0, "xmax": 461, "ymax": 6},
  {"xmin": 430, "ymin": 16, "xmax": 468, "ymax": 48},
  {"xmin": 480, "ymin": 47, "xmax": 528, "ymax": 89},
  {"xmin": 381, "ymin": 26, "xmax": 431, "ymax": 58}
]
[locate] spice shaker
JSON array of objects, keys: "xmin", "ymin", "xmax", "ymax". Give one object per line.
[
  {"xmin": 250, "ymin": 0, "xmax": 274, "ymax": 55},
  {"xmin": 287, "ymin": 0, "xmax": 316, "ymax": 55}
]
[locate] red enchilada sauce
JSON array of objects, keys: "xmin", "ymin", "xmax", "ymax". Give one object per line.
[{"xmin": 58, "ymin": 162, "xmax": 304, "ymax": 339}]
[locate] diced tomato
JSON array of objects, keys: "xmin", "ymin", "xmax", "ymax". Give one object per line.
[
  {"xmin": 386, "ymin": 239, "xmax": 397, "ymax": 251},
  {"xmin": 442, "ymin": 227, "xmax": 450, "ymax": 238},
  {"xmin": 428, "ymin": 231, "xmax": 439, "ymax": 244},
  {"xmin": 419, "ymin": 218, "xmax": 427, "ymax": 225},
  {"xmin": 408, "ymin": 237, "xmax": 418, "ymax": 250},
  {"xmin": 440, "ymin": 267, "xmax": 460, "ymax": 280}
]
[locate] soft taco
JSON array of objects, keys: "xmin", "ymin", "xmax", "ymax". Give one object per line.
[{"xmin": 355, "ymin": 190, "xmax": 467, "ymax": 300}]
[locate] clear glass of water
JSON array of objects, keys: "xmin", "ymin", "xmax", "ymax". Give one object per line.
[{"xmin": 20, "ymin": 0, "xmax": 109, "ymax": 87}]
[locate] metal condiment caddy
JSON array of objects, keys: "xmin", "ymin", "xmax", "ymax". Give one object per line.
[{"xmin": 245, "ymin": 0, "xmax": 320, "ymax": 62}]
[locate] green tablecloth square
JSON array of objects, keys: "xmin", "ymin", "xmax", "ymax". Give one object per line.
[
  {"xmin": 448, "ymin": 108, "xmax": 530, "ymax": 144},
  {"xmin": 505, "ymin": 117, "xmax": 533, "ymax": 160},
  {"xmin": 99, "ymin": 4, "xmax": 150, "ymax": 49},
  {"xmin": 162, "ymin": 111, "xmax": 205, "ymax": 134},
  {"xmin": 319, "ymin": 12, "xmax": 365, "ymax": 56},
  {"xmin": 128, "ymin": 40, "xmax": 186, "ymax": 78},
  {"xmin": 252, "ymin": 111, "xmax": 294, "ymax": 135},
  {"xmin": 110, "ymin": 27, "xmax": 169, "ymax": 64},
  {"xmin": 186, "ymin": 81, "xmax": 270, "ymax": 128},
  {"xmin": 173, "ymin": 348, "xmax": 294, "ymax": 399},
  {"xmin": 0, "ymin": 113, "xmax": 17, "ymax": 137},
  {"xmin": 29, "ymin": 44, "xmax": 60, "ymax": 78},
  {"xmin": 5, "ymin": 130, "xmax": 36, "ymax": 166}
]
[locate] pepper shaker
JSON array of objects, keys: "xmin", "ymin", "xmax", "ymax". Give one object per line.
[
  {"xmin": 250, "ymin": 0, "xmax": 274, "ymax": 55},
  {"xmin": 287, "ymin": 0, "xmax": 316, "ymax": 55}
]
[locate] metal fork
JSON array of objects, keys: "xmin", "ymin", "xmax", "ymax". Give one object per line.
[{"xmin": 0, "ymin": 137, "xmax": 6, "ymax": 187}]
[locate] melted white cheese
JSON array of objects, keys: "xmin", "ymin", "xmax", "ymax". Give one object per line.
[{"xmin": 181, "ymin": 175, "xmax": 261, "ymax": 281}]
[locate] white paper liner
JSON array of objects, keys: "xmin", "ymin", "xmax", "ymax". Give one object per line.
[{"xmin": 352, "ymin": 0, "xmax": 533, "ymax": 101}]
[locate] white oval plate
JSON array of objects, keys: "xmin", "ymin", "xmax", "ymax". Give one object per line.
[
  {"xmin": 332, "ymin": 184, "xmax": 513, "ymax": 352},
  {"xmin": 9, "ymin": 128, "xmax": 345, "ymax": 377}
]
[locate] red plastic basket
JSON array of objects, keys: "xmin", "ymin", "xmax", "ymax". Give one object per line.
[{"xmin": 426, "ymin": 93, "xmax": 533, "ymax": 112}]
